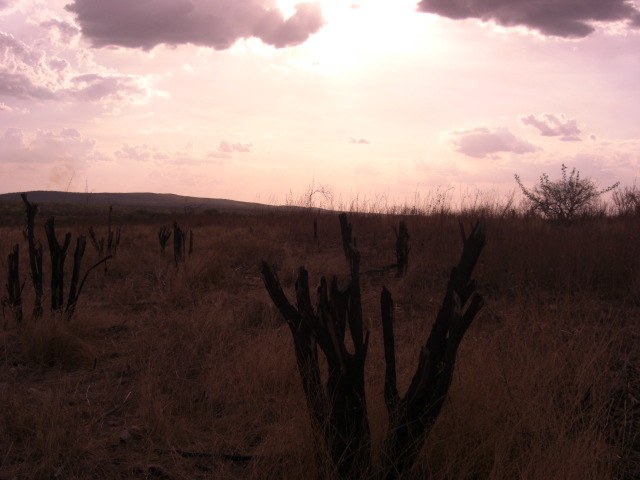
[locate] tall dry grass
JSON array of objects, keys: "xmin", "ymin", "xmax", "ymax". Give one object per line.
[{"xmin": 0, "ymin": 200, "xmax": 638, "ymax": 479}]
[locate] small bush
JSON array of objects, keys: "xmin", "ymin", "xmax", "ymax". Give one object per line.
[{"xmin": 515, "ymin": 164, "xmax": 619, "ymax": 223}]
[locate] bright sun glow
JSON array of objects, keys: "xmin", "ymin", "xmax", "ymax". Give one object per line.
[{"xmin": 271, "ymin": 0, "xmax": 439, "ymax": 73}]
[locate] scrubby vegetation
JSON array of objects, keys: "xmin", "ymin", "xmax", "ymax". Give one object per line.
[{"xmin": 0, "ymin": 195, "xmax": 638, "ymax": 479}]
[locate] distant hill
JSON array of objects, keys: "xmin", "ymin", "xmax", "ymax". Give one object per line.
[{"xmin": 0, "ymin": 191, "xmax": 270, "ymax": 213}]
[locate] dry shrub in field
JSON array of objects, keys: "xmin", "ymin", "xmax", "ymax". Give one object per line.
[{"xmin": 515, "ymin": 165, "xmax": 619, "ymax": 224}]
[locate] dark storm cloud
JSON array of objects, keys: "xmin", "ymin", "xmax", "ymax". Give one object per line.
[
  {"xmin": 65, "ymin": 0, "xmax": 325, "ymax": 50},
  {"xmin": 521, "ymin": 113, "xmax": 582, "ymax": 141},
  {"xmin": 417, "ymin": 0, "xmax": 640, "ymax": 37},
  {"xmin": 450, "ymin": 126, "xmax": 539, "ymax": 158}
]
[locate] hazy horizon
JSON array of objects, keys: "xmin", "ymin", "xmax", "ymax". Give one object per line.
[{"xmin": 0, "ymin": 0, "xmax": 638, "ymax": 205}]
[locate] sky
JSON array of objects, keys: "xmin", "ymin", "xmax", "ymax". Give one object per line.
[{"xmin": 0, "ymin": 0, "xmax": 639, "ymax": 207}]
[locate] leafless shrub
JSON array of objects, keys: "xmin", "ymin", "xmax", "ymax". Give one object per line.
[{"xmin": 515, "ymin": 164, "xmax": 619, "ymax": 224}]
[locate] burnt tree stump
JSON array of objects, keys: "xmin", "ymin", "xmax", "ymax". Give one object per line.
[
  {"xmin": 261, "ymin": 214, "xmax": 486, "ymax": 480},
  {"xmin": 21, "ymin": 193, "xmax": 43, "ymax": 319},
  {"xmin": 394, "ymin": 220, "xmax": 410, "ymax": 277},
  {"xmin": 45, "ymin": 217, "xmax": 71, "ymax": 313},
  {"xmin": 381, "ymin": 219, "xmax": 485, "ymax": 479},
  {"xmin": 262, "ymin": 213, "xmax": 371, "ymax": 479}
]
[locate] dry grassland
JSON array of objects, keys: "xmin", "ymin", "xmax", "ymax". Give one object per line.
[{"xmin": 0, "ymin": 208, "xmax": 638, "ymax": 479}]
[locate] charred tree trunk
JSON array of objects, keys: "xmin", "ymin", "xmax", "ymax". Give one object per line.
[
  {"xmin": 261, "ymin": 213, "xmax": 371, "ymax": 479},
  {"xmin": 261, "ymin": 215, "xmax": 486, "ymax": 480},
  {"xmin": 21, "ymin": 193, "xmax": 43, "ymax": 319},
  {"xmin": 381, "ymin": 219, "xmax": 485, "ymax": 479},
  {"xmin": 65, "ymin": 236, "xmax": 86, "ymax": 321},
  {"xmin": 45, "ymin": 217, "xmax": 71, "ymax": 313},
  {"xmin": 394, "ymin": 220, "xmax": 410, "ymax": 277},
  {"xmin": 5, "ymin": 244, "xmax": 24, "ymax": 324}
]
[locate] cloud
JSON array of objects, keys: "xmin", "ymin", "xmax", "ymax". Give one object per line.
[
  {"xmin": 115, "ymin": 143, "xmax": 153, "ymax": 162},
  {"xmin": 0, "ymin": 127, "xmax": 96, "ymax": 164},
  {"xmin": 521, "ymin": 113, "xmax": 582, "ymax": 141},
  {"xmin": 69, "ymin": 74, "xmax": 150, "ymax": 103},
  {"xmin": 450, "ymin": 126, "xmax": 539, "ymax": 158},
  {"xmin": 66, "ymin": 0, "xmax": 325, "ymax": 50},
  {"xmin": 347, "ymin": 136, "xmax": 370, "ymax": 144},
  {"xmin": 0, "ymin": 32, "xmax": 160, "ymax": 105},
  {"xmin": 40, "ymin": 19, "xmax": 81, "ymax": 44},
  {"xmin": 218, "ymin": 140, "xmax": 253, "ymax": 153},
  {"xmin": 417, "ymin": 0, "xmax": 640, "ymax": 38},
  {"xmin": 112, "ymin": 141, "xmax": 244, "ymax": 165}
]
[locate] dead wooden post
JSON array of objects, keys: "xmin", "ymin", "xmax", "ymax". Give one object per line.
[
  {"xmin": 4, "ymin": 244, "xmax": 24, "ymax": 324},
  {"xmin": 381, "ymin": 219, "xmax": 485, "ymax": 479},
  {"xmin": 44, "ymin": 217, "xmax": 71, "ymax": 313},
  {"xmin": 21, "ymin": 193, "xmax": 43, "ymax": 319},
  {"xmin": 313, "ymin": 218, "xmax": 318, "ymax": 241},
  {"xmin": 158, "ymin": 226, "xmax": 171, "ymax": 253},
  {"xmin": 394, "ymin": 220, "xmax": 410, "ymax": 277}
]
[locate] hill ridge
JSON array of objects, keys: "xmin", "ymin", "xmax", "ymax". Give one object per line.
[{"xmin": 0, "ymin": 190, "xmax": 269, "ymax": 212}]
